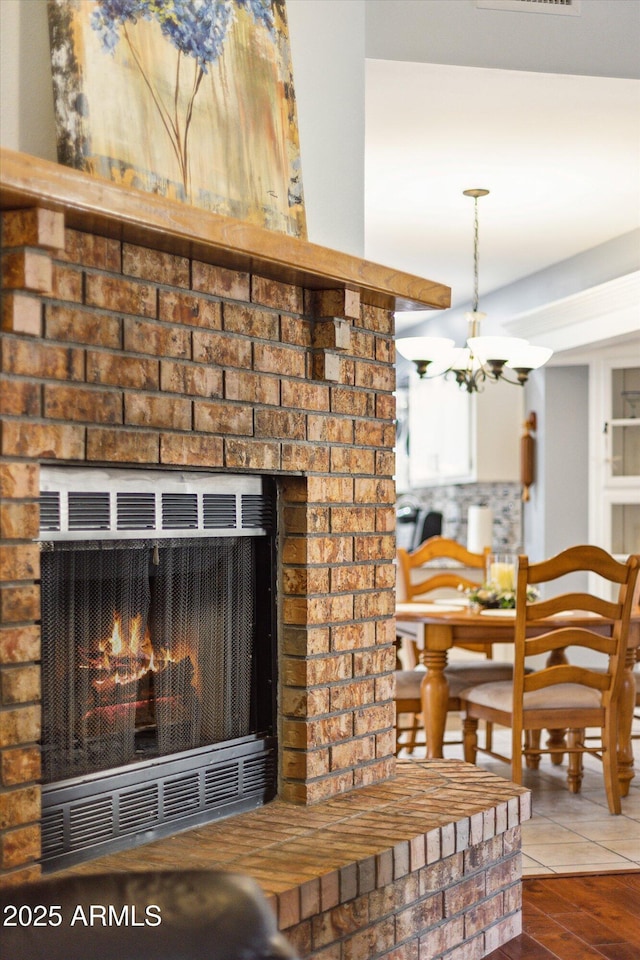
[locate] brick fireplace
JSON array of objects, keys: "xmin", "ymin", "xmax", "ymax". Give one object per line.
[{"xmin": 0, "ymin": 149, "xmax": 530, "ymax": 958}]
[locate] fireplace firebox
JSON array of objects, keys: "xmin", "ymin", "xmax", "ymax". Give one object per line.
[{"xmin": 38, "ymin": 468, "xmax": 277, "ymax": 871}]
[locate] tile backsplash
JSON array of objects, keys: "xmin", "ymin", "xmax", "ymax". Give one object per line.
[{"xmin": 398, "ymin": 482, "xmax": 523, "ymax": 553}]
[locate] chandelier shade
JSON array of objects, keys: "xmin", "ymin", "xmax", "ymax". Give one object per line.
[
  {"xmin": 506, "ymin": 345, "xmax": 554, "ymax": 371},
  {"xmin": 395, "ymin": 336, "xmax": 455, "ymax": 378},
  {"xmin": 466, "ymin": 335, "xmax": 529, "ymax": 364},
  {"xmin": 396, "ymin": 189, "xmax": 553, "ymax": 392}
]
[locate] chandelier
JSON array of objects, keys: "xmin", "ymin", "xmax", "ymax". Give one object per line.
[{"xmin": 397, "ymin": 189, "xmax": 553, "ymax": 393}]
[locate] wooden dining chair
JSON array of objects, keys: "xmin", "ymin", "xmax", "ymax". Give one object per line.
[
  {"xmin": 395, "ymin": 535, "xmax": 515, "ymax": 755},
  {"xmin": 633, "ymin": 648, "xmax": 640, "ymax": 739},
  {"xmin": 459, "ymin": 545, "xmax": 640, "ymax": 814}
]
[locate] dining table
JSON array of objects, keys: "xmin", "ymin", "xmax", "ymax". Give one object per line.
[{"xmin": 395, "ymin": 600, "xmax": 640, "ymax": 796}]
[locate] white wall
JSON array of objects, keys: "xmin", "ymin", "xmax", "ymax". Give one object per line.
[
  {"xmin": 286, "ymin": 0, "xmax": 365, "ymax": 255},
  {"xmin": 3, "ymin": 0, "xmax": 637, "ymax": 262},
  {"xmin": 0, "ymin": 0, "xmax": 366, "ymax": 257},
  {"xmin": 395, "ymin": 231, "xmax": 638, "ymax": 561},
  {"xmin": 0, "ymin": 0, "xmax": 20, "ymax": 150},
  {"xmin": 0, "ymin": 0, "xmax": 57, "ymax": 160},
  {"xmin": 366, "ymin": 0, "xmax": 640, "ymax": 80},
  {"xmin": 526, "ymin": 365, "xmax": 589, "ymax": 563}
]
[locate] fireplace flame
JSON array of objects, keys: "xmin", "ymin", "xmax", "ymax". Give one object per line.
[
  {"xmin": 90, "ymin": 612, "xmax": 199, "ymax": 697},
  {"xmin": 100, "ymin": 613, "xmax": 151, "ymax": 660},
  {"xmin": 110, "ymin": 615, "xmax": 123, "ymax": 656}
]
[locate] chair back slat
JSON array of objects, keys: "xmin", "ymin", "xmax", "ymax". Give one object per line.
[
  {"xmin": 524, "ymin": 627, "xmax": 619, "ymax": 659},
  {"xmin": 398, "ymin": 536, "xmax": 489, "ymax": 603},
  {"xmin": 410, "ymin": 571, "xmax": 479, "ymax": 594},
  {"xmin": 523, "ymin": 664, "xmax": 611, "ymax": 694},
  {"xmin": 526, "ymin": 593, "xmax": 620, "ymax": 622},
  {"xmin": 527, "ymin": 544, "xmax": 632, "ymax": 585}
]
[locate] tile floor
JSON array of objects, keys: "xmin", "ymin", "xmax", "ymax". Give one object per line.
[{"xmin": 400, "ymin": 714, "xmax": 640, "ymax": 876}]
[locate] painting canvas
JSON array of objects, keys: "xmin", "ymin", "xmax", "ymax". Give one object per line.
[{"xmin": 47, "ymin": 0, "xmax": 307, "ymax": 237}]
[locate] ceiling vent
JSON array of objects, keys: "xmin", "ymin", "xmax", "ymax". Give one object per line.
[{"xmin": 476, "ymin": 0, "xmax": 581, "ymax": 14}]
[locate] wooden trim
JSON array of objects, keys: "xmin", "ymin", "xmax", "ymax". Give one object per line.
[{"xmin": 0, "ymin": 148, "xmax": 451, "ymax": 312}]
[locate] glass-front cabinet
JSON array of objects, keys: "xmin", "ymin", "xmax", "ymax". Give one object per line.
[
  {"xmin": 598, "ymin": 361, "xmax": 640, "ymax": 563},
  {"xmin": 607, "ymin": 366, "xmax": 640, "ymax": 482},
  {"xmin": 602, "ymin": 494, "xmax": 640, "ymax": 561},
  {"xmin": 610, "ymin": 502, "xmax": 640, "ymax": 556}
]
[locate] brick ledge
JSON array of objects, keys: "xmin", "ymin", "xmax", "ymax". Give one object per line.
[
  {"xmin": 61, "ymin": 759, "xmax": 530, "ymax": 914},
  {"xmin": 0, "ymin": 147, "xmax": 450, "ymax": 312}
]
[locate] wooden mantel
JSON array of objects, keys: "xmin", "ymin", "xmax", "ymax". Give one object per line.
[{"xmin": 0, "ymin": 148, "xmax": 450, "ymax": 313}]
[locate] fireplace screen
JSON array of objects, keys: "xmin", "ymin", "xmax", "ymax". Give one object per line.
[
  {"xmin": 41, "ymin": 537, "xmax": 261, "ymax": 783},
  {"xmin": 38, "ymin": 468, "xmax": 277, "ymax": 869}
]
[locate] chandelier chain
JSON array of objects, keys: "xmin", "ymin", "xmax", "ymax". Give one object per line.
[{"xmin": 472, "ymin": 195, "xmax": 480, "ymax": 313}]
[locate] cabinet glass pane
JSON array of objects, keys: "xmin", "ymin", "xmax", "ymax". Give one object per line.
[
  {"xmin": 610, "ymin": 367, "xmax": 640, "ymax": 478},
  {"xmin": 611, "ymin": 504, "xmax": 640, "ymax": 555},
  {"xmin": 611, "ymin": 367, "xmax": 640, "ymax": 419},
  {"xmin": 611, "ymin": 424, "xmax": 640, "ymax": 476}
]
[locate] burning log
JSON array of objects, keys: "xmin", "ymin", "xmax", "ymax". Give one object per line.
[
  {"xmin": 83, "ymin": 696, "xmax": 191, "ymax": 736},
  {"xmin": 152, "ymin": 654, "xmax": 195, "ymax": 696},
  {"xmin": 82, "ymin": 700, "xmax": 138, "ymax": 738},
  {"xmin": 91, "ymin": 670, "xmax": 144, "ymax": 705},
  {"xmin": 76, "ymin": 608, "xmax": 201, "ymax": 749}
]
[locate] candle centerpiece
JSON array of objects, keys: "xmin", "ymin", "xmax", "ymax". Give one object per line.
[
  {"xmin": 487, "ymin": 554, "xmax": 517, "ymax": 593},
  {"xmin": 463, "ymin": 554, "xmax": 538, "ymax": 610}
]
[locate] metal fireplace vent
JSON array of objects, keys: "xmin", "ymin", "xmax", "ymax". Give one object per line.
[
  {"xmin": 39, "ymin": 467, "xmax": 274, "ymax": 540},
  {"xmin": 41, "ymin": 737, "xmax": 277, "ymax": 871}
]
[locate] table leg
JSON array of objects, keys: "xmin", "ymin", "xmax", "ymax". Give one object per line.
[
  {"xmin": 525, "ymin": 730, "xmax": 541, "ymax": 769},
  {"xmin": 546, "ymin": 648, "xmax": 568, "ymax": 765},
  {"xmin": 617, "ymin": 644, "xmax": 636, "ymax": 797},
  {"xmin": 420, "ymin": 650, "xmax": 449, "ymax": 760},
  {"xmin": 566, "ymin": 729, "xmax": 584, "ymax": 794},
  {"xmin": 546, "ymin": 729, "xmax": 567, "ymax": 766}
]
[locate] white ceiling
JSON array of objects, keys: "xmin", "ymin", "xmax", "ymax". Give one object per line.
[{"xmin": 364, "ymin": 60, "xmax": 640, "ymax": 334}]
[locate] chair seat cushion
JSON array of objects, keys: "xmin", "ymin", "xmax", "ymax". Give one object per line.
[
  {"xmin": 460, "ymin": 680, "xmax": 602, "ymax": 712},
  {"xmin": 395, "ymin": 670, "xmax": 424, "ymax": 699},
  {"xmin": 446, "ymin": 661, "xmax": 518, "ymax": 697},
  {"xmin": 395, "ymin": 661, "xmax": 515, "ymax": 700}
]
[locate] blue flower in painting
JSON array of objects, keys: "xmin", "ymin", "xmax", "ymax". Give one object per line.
[
  {"xmin": 236, "ymin": 0, "xmax": 275, "ymax": 34},
  {"xmin": 89, "ymin": 0, "xmax": 278, "ymax": 199},
  {"xmin": 91, "ymin": 0, "xmax": 153, "ymax": 53},
  {"xmin": 155, "ymin": 1, "xmax": 236, "ymax": 71},
  {"xmin": 92, "ymin": 0, "xmax": 275, "ymax": 70}
]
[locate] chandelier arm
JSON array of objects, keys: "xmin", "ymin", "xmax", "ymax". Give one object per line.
[
  {"xmin": 417, "ymin": 368, "xmax": 453, "ymax": 381},
  {"xmin": 449, "ymin": 364, "xmax": 489, "ymax": 393},
  {"xmin": 496, "ymin": 370, "xmax": 527, "ymax": 387}
]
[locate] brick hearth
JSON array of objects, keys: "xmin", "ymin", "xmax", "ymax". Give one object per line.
[
  {"xmin": 59, "ymin": 759, "xmax": 530, "ymax": 959},
  {"xmin": 0, "ymin": 150, "xmax": 529, "ymax": 958}
]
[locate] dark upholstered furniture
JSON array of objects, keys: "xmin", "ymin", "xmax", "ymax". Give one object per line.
[{"xmin": 0, "ymin": 870, "xmax": 300, "ymax": 960}]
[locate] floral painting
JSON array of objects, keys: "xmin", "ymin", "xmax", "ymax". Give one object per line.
[{"xmin": 47, "ymin": 0, "xmax": 306, "ymax": 237}]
